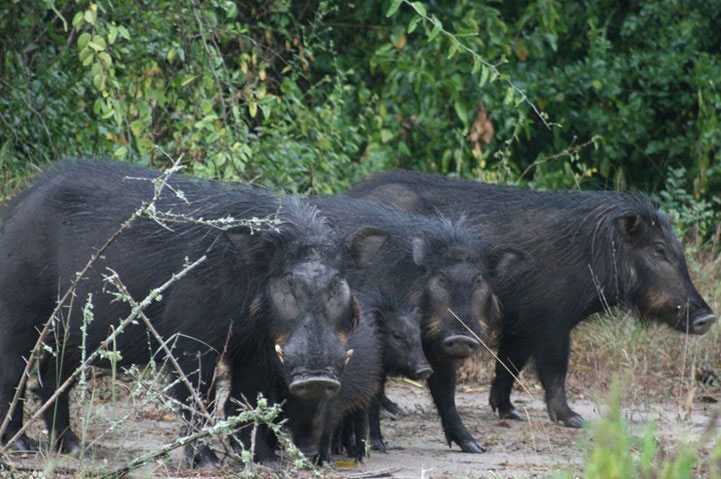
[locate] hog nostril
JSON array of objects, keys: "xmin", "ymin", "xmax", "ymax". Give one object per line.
[
  {"xmin": 691, "ymin": 313, "xmax": 717, "ymax": 335},
  {"xmin": 414, "ymin": 367, "xmax": 433, "ymax": 381}
]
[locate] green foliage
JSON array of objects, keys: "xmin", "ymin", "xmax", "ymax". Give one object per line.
[
  {"xmin": 1, "ymin": 0, "xmax": 720, "ymax": 223},
  {"xmin": 658, "ymin": 167, "xmax": 721, "ymax": 243}
]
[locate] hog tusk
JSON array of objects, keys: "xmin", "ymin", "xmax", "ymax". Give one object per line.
[
  {"xmin": 275, "ymin": 344, "xmax": 284, "ymax": 364},
  {"xmin": 345, "ymin": 349, "xmax": 354, "ymax": 365}
]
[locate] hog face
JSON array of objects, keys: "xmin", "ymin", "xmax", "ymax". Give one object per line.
[
  {"xmin": 266, "ymin": 259, "xmax": 356, "ymax": 401},
  {"xmin": 616, "ymin": 211, "xmax": 716, "ymax": 335}
]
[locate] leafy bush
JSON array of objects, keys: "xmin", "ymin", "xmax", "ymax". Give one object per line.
[{"xmin": 1, "ymin": 0, "xmax": 720, "ymax": 219}]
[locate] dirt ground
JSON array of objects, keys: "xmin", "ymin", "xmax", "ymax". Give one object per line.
[{"xmin": 2, "ymin": 373, "xmax": 719, "ymax": 479}]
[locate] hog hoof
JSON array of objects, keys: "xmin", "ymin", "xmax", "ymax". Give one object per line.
[
  {"xmin": 55, "ymin": 430, "xmax": 81, "ymax": 454},
  {"xmin": 380, "ymin": 395, "xmax": 404, "ymax": 419},
  {"xmin": 370, "ymin": 437, "xmax": 388, "ymax": 452},
  {"xmin": 9, "ymin": 434, "xmax": 39, "ymax": 452},
  {"xmin": 560, "ymin": 414, "xmax": 585, "ymax": 429},
  {"xmin": 184, "ymin": 443, "xmax": 219, "ymax": 468},
  {"xmin": 458, "ymin": 438, "xmax": 486, "ymax": 454},
  {"xmin": 496, "ymin": 406, "xmax": 525, "ymax": 421}
]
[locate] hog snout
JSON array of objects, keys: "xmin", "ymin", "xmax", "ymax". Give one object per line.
[
  {"xmin": 441, "ymin": 334, "xmax": 480, "ymax": 359},
  {"xmin": 411, "ymin": 365, "xmax": 433, "ymax": 381},
  {"xmin": 690, "ymin": 313, "xmax": 717, "ymax": 335},
  {"xmin": 288, "ymin": 375, "xmax": 341, "ymax": 400}
]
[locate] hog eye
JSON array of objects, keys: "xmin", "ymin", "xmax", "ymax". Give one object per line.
[
  {"xmin": 436, "ymin": 275, "xmax": 447, "ymax": 286},
  {"xmin": 473, "ymin": 274, "xmax": 485, "ymax": 287},
  {"xmin": 284, "ymin": 274, "xmax": 294, "ymax": 288},
  {"xmin": 392, "ymin": 331, "xmax": 405, "ymax": 343},
  {"xmin": 654, "ymin": 242, "xmax": 667, "ymax": 258}
]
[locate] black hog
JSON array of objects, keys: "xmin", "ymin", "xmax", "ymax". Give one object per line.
[
  {"xmin": 281, "ymin": 306, "xmax": 384, "ymax": 464},
  {"xmin": 357, "ymin": 290, "xmax": 431, "ymax": 452},
  {"xmin": 308, "ymin": 195, "xmax": 527, "ymax": 453},
  {"xmin": 347, "ymin": 169, "xmax": 717, "ymax": 429},
  {"xmin": 0, "ymin": 160, "xmax": 382, "ymax": 466},
  {"xmin": 262, "ymin": 289, "xmax": 428, "ymax": 465}
]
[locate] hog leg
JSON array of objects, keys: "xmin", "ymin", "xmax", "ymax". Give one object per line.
[
  {"xmin": 427, "ymin": 359, "xmax": 485, "ymax": 453},
  {"xmin": 489, "ymin": 332, "xmax": 532, "ymax": 421},
  {"xmin": 535, "ymin": 331, "xmax": 584, "ymax": 428},
  {"xmin": 225, "ymin": 354, "xmax": 277, "ymax": 463},
  {"xmin": 348, "ymin": 408, "xmax": 369, "ymax": 462},
  {"xmin": 0, "ymin": 356, "xmax": 36, "ymax": 451},
  {"xmin": 368, "ymin": 387, "xmax": 387, "ymax": 451},
  {"xmin": 172, "ymin": 356, "xmax": 221, "ymax": 468},
  {"xmin": 380, "ymin": 394, "xmax": 403, "ymax": 418},
  {"xmin": 37, "ymin": 354, "xmax": 80, "ymax": 454},
  {"xmin": 0, "ymin": 304, "xmax": 44, "ymax": 452}
]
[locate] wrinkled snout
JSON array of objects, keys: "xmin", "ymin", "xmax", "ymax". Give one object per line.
[
  {"xmin": 441, "ymin": 334, "xmax": 480, "ymax": 359},
  {"xmin": 690, "ymin": 313, "xmax": 717, "ymax": 335},
  {"xmin": 288, "ymin": 375, "xmax": 341, "ymax": 400}
]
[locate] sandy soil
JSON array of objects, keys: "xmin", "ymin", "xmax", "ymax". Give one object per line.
[{"xmin": 2, "ymin": 374, "xmax": 718, "ymax": 479}]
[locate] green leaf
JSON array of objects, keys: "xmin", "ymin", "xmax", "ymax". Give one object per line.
[
  {"xmin": 411, "ymin": 1, "xmax": 426, "ymax": 16},
  {"xmin": 130, "ymin": 119, "xmax": 144, "ymax": 137},
  {"xmin": 88, "ymin": 35, "xmax": 106, "ymax": 51},
  {"xmin": 428, "ymin": 18, "xmax": 441, "ymax": 42},
  {"xmin": 386, "ymin": 0, "xmax": 402, "ymax": 17},
  {"xmin": 78, "ymin": 46, "xmax": 93, "ymax": 64},
  {"xmin": 503, "ymin": 86, "xmax": 515, "ymax": 105},
  {"xmin": 202, "ymin": 99, "xmax": 213, "ymax": 115},
  {"xmin": 77, "ymin": 32, "xmax": 91, "ymax": 49},
  {"xmin": 118, "ymin": 25, "xmax": 131, "ymax": 41},
  {"xmin": 113, "ymin": 146, "xmax": 128, "ymax": 159},
  {"xmin": 479, "ymin": 64, "xmax": 490, "ymax": 87},
  {"xmin": 72, "ymin": 11, "xmax": 84, "ymax": 29},
  {"xmin": 248, "ymin": 102, "xmax": 258, "ymax": 118},
  {"xmin": 81, "ymin": 50, "xmax": 95, "ymax": 66},
  {"xmin": 108, "ymin": 26, "xmax": 118, "ymax": 45},
  {"xmin": 83, "ymin": 7, "xmax": 97, "ymax": 25},
  {"xmin": 93, "ymin": 74, "xmax": 106, "ymax": 91},
  {"xmin": 408, "ymin": 16, "xmax": 420, "ymax": 34},
  {"xmin": 97, "ymin": 52, "xmax": 112, "ymax": 68},
  {"xmin": 454, "ymin": 99, "xmax": 468, "ymax": 124},
  {"xmin": 447, "ymin": 42, "xmax": 458, "ymax": 59}
]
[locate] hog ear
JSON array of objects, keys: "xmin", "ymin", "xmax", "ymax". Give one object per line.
[
  {"xmin": 489, "ymin": 245, "xmax": 528, "ymax": 280},
  {"xmin": 345, "ymin": 227, "xmax": 388, "ymax": 267},
  {"xmin": 615, "ymin": 212, "xmax": 644, "ymax": 239},
  {"xmin": 412, "ymin": 237, "xmax": 427, "ymax": 267},
  {"xmin": 224, "ymin": 226, "xmax": 267, "ymax": 262}
]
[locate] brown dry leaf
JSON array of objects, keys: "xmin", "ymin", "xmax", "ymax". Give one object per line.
[{"xmin": 468, "ymin": 102, "xmax": 495, "ymax": 156}]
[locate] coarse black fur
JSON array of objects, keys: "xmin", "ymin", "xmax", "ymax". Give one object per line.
[
  {"xmin": 347, "ymin": 170, "xmax": 717, "ymax": 428},
  {"xmin": 310, "ymin": 195, "xmax": 528, "ymax": 453},
  {"xmin": 0, "ymin": 160, "xmax": 366, "ymax": 466}
]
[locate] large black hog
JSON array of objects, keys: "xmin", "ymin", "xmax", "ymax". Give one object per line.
[
  {"xmin": 0, "ymin": 161, "xmax": 382, "ymax": 466},
  {"xmin": 308, "ymin": 196, "xmax": 527, "ymax": 453},
  {"xmin": 347, "ymin": 170, "xmax": 717, "ymax": 429}
]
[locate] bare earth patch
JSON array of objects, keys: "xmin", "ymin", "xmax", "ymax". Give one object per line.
[{"xmin": 2, "ymin": 374, "xmax": 718, "ymax": 478}]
